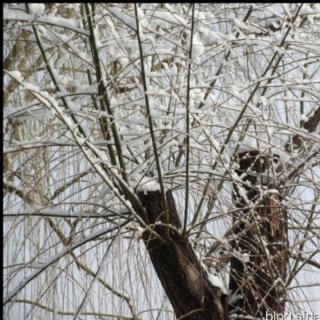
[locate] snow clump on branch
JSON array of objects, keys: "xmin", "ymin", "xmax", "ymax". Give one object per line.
[
  {"xmin": 137, "ymin": 177, "xmax": 161, "ymax": 193},
  {"xmin": 28, "ymin": 4, "xmax": 46, "ymax": 16}
]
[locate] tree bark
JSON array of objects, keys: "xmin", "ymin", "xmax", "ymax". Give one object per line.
[
  {"xmin": 136, "ymin": 151, "xmax": 289, "ymax": 319},
  {"xmin": 137, "ymin": 190, "xmax": 228, "ymax": 320},
  {"xmin": 229, "ymin": 150, "xmax": 288, "ymax": 319}
]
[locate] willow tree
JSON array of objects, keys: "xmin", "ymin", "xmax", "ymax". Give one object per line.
[{"xmin": 3, "ymin": 3, "xmax": 320, "ymax": 320}]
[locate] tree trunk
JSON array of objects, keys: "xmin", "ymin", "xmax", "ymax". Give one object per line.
[
  {"xmin": 137, "ymin": 191, "xmax": 228, "ymax": 320},
  {"xmin": 136, "ymin": 151, "xmax": 288, "ymax": 319},
  {"xmin": 229, "ymin": 150, "xmax": 288, "ymax": 319}
]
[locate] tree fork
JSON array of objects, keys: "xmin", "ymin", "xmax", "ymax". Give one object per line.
[{"xmin": 137, "ymin": 190, "xmax": 228, "ymax": 320}]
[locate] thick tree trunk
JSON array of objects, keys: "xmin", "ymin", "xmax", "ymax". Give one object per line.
[
  {"xmin": 229, "ymin": 150, "xmax": 288, "ymax": 319},
  {"xmin": 135, "ymin": 151, "xmax": 288, "ymax": 319},
  {"xmin": 137, "ymin": 190, "xmax": 228, "ymax": 320}
]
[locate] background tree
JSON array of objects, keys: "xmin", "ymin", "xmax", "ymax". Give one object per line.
[{"xmin": 3, "ymin": 3, "xmax": 320, "ymax": 320}]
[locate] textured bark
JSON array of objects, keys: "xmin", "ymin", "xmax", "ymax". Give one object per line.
[
  {"xmin": 286, "ymin": 105, "xmax": 320, "ymax": 150},
  {"xmin": 229, "ymin": 150, "xmax": 288, "ymax": 319},
  {"xmin": 137, "ymin": 190, "xmax": 228, "ymax": 320}
]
